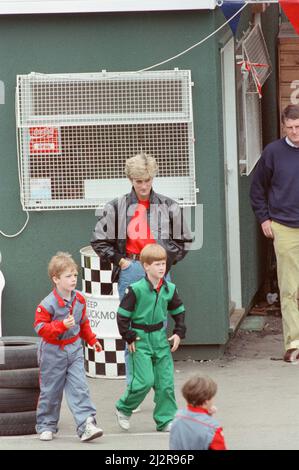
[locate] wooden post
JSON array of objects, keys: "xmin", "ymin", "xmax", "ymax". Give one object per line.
[{"xmin": 251, "ymin": 4, "xmax": 268, "ymax": 14}]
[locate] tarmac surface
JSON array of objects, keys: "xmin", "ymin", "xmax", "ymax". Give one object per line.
[{"xmin": 1, "ymin": 315, "xmax": 297, "ymax": 451}]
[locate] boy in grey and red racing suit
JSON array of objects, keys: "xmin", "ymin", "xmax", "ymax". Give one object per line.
[{"xmin": 34, "ymin": 288, "xmax": 100, "ymax": 439}]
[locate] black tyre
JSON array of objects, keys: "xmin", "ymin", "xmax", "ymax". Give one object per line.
[
  {"xmin": 0, "ymin": 368, "xmax": 39, "ymax": 389},
  {"xmin": 0, "ymin": 411, "xmax": 36, "ymax": 436},
  {"xmin": 0, "ymin": 388, "xmax": 39, "ymax": 413},
  {"xmin": 0, "ymin": 336, "xmax": 39, "ymax": 371}
]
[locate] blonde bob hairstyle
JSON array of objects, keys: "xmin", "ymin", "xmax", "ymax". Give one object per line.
[
  {"xmin": 48, "ymin": 251, "xmax": 78, "ymax": 279},
  {"xmin": 125, "ymin": 152, "xmax": 158, "ymax": 180}
]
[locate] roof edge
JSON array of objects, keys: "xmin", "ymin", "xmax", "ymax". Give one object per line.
[{"xmin": 0, "ymin": 0, "xmax": 217, "ymax": 15}]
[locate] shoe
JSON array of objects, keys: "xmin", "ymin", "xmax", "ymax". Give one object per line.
[
  {"xmin": 81, "ymin": 417, "xmax": 103, "ymax": 442},
  {"xmin": 161, "ymin": 421, "xmax": 173, "ymax": 432},
  {"xmin": 116, "ymin": 409, "xmax": 130, "ymax": 430},
  {"xmin": 39, "ymin": 431, "xmax": 54, "ymax": 441},
  {"xmin": 132, "ymin": 406, "xmax": 141, "ymax": 414},
  {"xmin": 284, "ymin": 348, "xmax": 299, "ymax": 363}
]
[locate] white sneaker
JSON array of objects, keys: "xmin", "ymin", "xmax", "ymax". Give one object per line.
[
  {"xmin": 116, "ymin": 409, "xmax": 130, "ymax": 430},
  {"xmin": 39, "ymin": 431, "xmax": 54, "ymax": 441},
  {"xmin": 81, "ymin": 417, "xmax": 103, "ymax": 443}
]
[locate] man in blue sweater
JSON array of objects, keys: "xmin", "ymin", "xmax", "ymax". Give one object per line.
[{"xmin": 250, "ymin": 104, "xmax": 299, "ymax": 362}]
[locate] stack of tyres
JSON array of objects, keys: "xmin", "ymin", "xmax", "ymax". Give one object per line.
[{"xmin": 0, "ymin": 337, "xmax": 39, "ymax": 436}]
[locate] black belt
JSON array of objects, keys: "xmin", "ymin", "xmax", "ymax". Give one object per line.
[
  {"xmin": 131, "ymin": 321, "xmax": 164, "ymax": 333},
  {"xmin": 126, "ymin": 253, "xmax": 140, "ymax": 261}
]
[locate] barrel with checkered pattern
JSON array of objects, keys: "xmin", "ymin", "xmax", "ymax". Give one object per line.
[{"xmin": 80, "ymin": 246, "xmax": 125, "ymax": 379}]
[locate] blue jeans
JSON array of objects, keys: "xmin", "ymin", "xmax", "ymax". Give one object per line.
[
  {"xmin": 118, "ymin": 261, "xmax": 146, "ymax": 385},
  {"xmin": 118, "ymin": 260, "xmax": 170, "ymax": 385},
  {"xmin": 118, "ymin": 260, "xmax": 145, "ymax": 302}
]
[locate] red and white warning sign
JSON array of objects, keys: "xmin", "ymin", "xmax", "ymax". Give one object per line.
[{"xmin": 29, "ymin": 127, "xmax": 60, "ymax": 154}]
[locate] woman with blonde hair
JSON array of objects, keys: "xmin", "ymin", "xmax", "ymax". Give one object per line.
[{"xmin": 91, "ymin": 152, "xmax": 191, "ymax": 298}]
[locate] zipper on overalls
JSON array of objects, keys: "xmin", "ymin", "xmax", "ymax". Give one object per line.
[
  {"xmin": 68, "ymin": 296, "xmax": 77, "ymax": 316},
  {"xmin": 152, "ymin": 289, "xmax": 159, "ymax": 324},
  {"xmin": 59, "ymin": 296, "xmax": 77, "ymax": 349}
]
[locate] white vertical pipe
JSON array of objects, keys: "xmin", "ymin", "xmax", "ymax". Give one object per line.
[
  {"xmin": 0, "ymin": 270, "xmax": 4, "ymax": 337},
  {"xmin": 0, "ymin": 252, "xmax": 4, "ymax": 337}
]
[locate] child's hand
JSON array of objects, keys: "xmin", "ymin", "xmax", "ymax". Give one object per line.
[
  {"xmin": 208, "ymin": 405, "xmax": 217, "ymax": 416},
  {"xmin": 63, "ymin": 315, "xmax": 75, "ymax": 329},
  {"xmin": 128, "ymin": 337, "xmax": 140, "ymax": 353},
  {"xmin": 94, "ymin": 341, "xmax": 102, "ymax": 353},
  {"xmin": 168, "ymin": 334, "xmax": 181, "ymax": 352},
  {"xmin": 128, "ymin": 342, "xmax": 136, "ymax": 353}
]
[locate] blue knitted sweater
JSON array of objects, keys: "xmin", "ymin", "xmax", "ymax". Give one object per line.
[{"xmin": 250, "ymin": 138, "xmax": 299, "ymax": 227}]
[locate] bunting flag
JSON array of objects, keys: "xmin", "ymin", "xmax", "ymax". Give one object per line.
[
  {"xmin": 220, "ymin": 0, "xmax": 245, "ymax": 36},
  {"xmin": 279, "ymin": 0, "xmax": 299, "ymax": 35}
]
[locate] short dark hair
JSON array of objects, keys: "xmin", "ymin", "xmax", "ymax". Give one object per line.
[
  {"xmin": 281, "ymin": 104, "xmax": 299, "ymax": 124},
  {"xmin": 182, "ymin": 375, "xmax": 217, "ymax": 407}
]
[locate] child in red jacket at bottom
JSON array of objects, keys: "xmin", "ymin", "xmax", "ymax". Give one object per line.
[
  {"xmin": 169, "ymin": 375, "xmax": 227, "ymax": 450},
  {"xmin": 34, "ymin": 251, "xmax": 103, "ymax": 443}
]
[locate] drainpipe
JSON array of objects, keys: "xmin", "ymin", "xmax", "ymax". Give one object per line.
[{"xmin": 0, "ymin": 252, "xmax": 5, "ymax": 337}]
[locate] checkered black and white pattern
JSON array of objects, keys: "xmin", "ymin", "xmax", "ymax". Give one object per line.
[
  {"xmin": 81, "ymin": 247, "xmax": 118, "ymax": 297},
  {"xmin": 84, "ymin": 338, "xmax": 126, "ymax": 379},
  {"xmin": 81, "ymin": 246, "xmax": 124, "ymax": 379}
]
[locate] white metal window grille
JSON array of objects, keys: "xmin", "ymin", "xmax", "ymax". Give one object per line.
[
  {"xmin": 242, "ymin": 24, "xmax": 272, "ymax": 95},
  {"xmin": 16, "ymin": 70, "xmax": 196, "ymax": 210}
]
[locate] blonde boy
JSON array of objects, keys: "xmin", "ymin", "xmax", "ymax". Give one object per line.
[{"xmin": 34, "ymin": 252, "xmax": 103, "ymax": 442}]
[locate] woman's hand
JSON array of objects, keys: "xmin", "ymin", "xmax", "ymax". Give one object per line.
[{"xmin": 120, "ymin": 259, "xmax": 132, "ymax": 270}]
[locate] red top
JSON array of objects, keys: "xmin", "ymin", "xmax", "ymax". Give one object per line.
[
  {"xmin": 126, "ymin": 199, "xmax": 156, "ymax": 255},
  {"xmin": 187, "ymin": 405, "xmax": 227, "ymax": 450}
]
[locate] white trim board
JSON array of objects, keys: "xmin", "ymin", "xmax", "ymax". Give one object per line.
[
  {"xmin": 221, "ymin": 37, "xmax": 242, "ymax": 309},
  {"xmin": 0, "ymin": 1, "xmax": 217, "ymax": 15}
]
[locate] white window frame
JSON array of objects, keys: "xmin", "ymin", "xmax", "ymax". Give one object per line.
[
  {"xmin": 0, "ymin": 1, "xmax": 217, "ymax": 15},
  {"xmin": 238, "ymin": 79, "xmax": 263, "ymax": 176},
  {"xmin": 236, "ymin": 40, "xmax": 263, "ymax": 177},
  {"xmin": 221, "ymin": 36, "xmax": 242, "ymax": 309}
]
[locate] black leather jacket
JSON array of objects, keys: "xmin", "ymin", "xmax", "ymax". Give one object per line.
[{"xmin": 91, "ymin": 188, "xmax": 193, "ymax": 283}]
